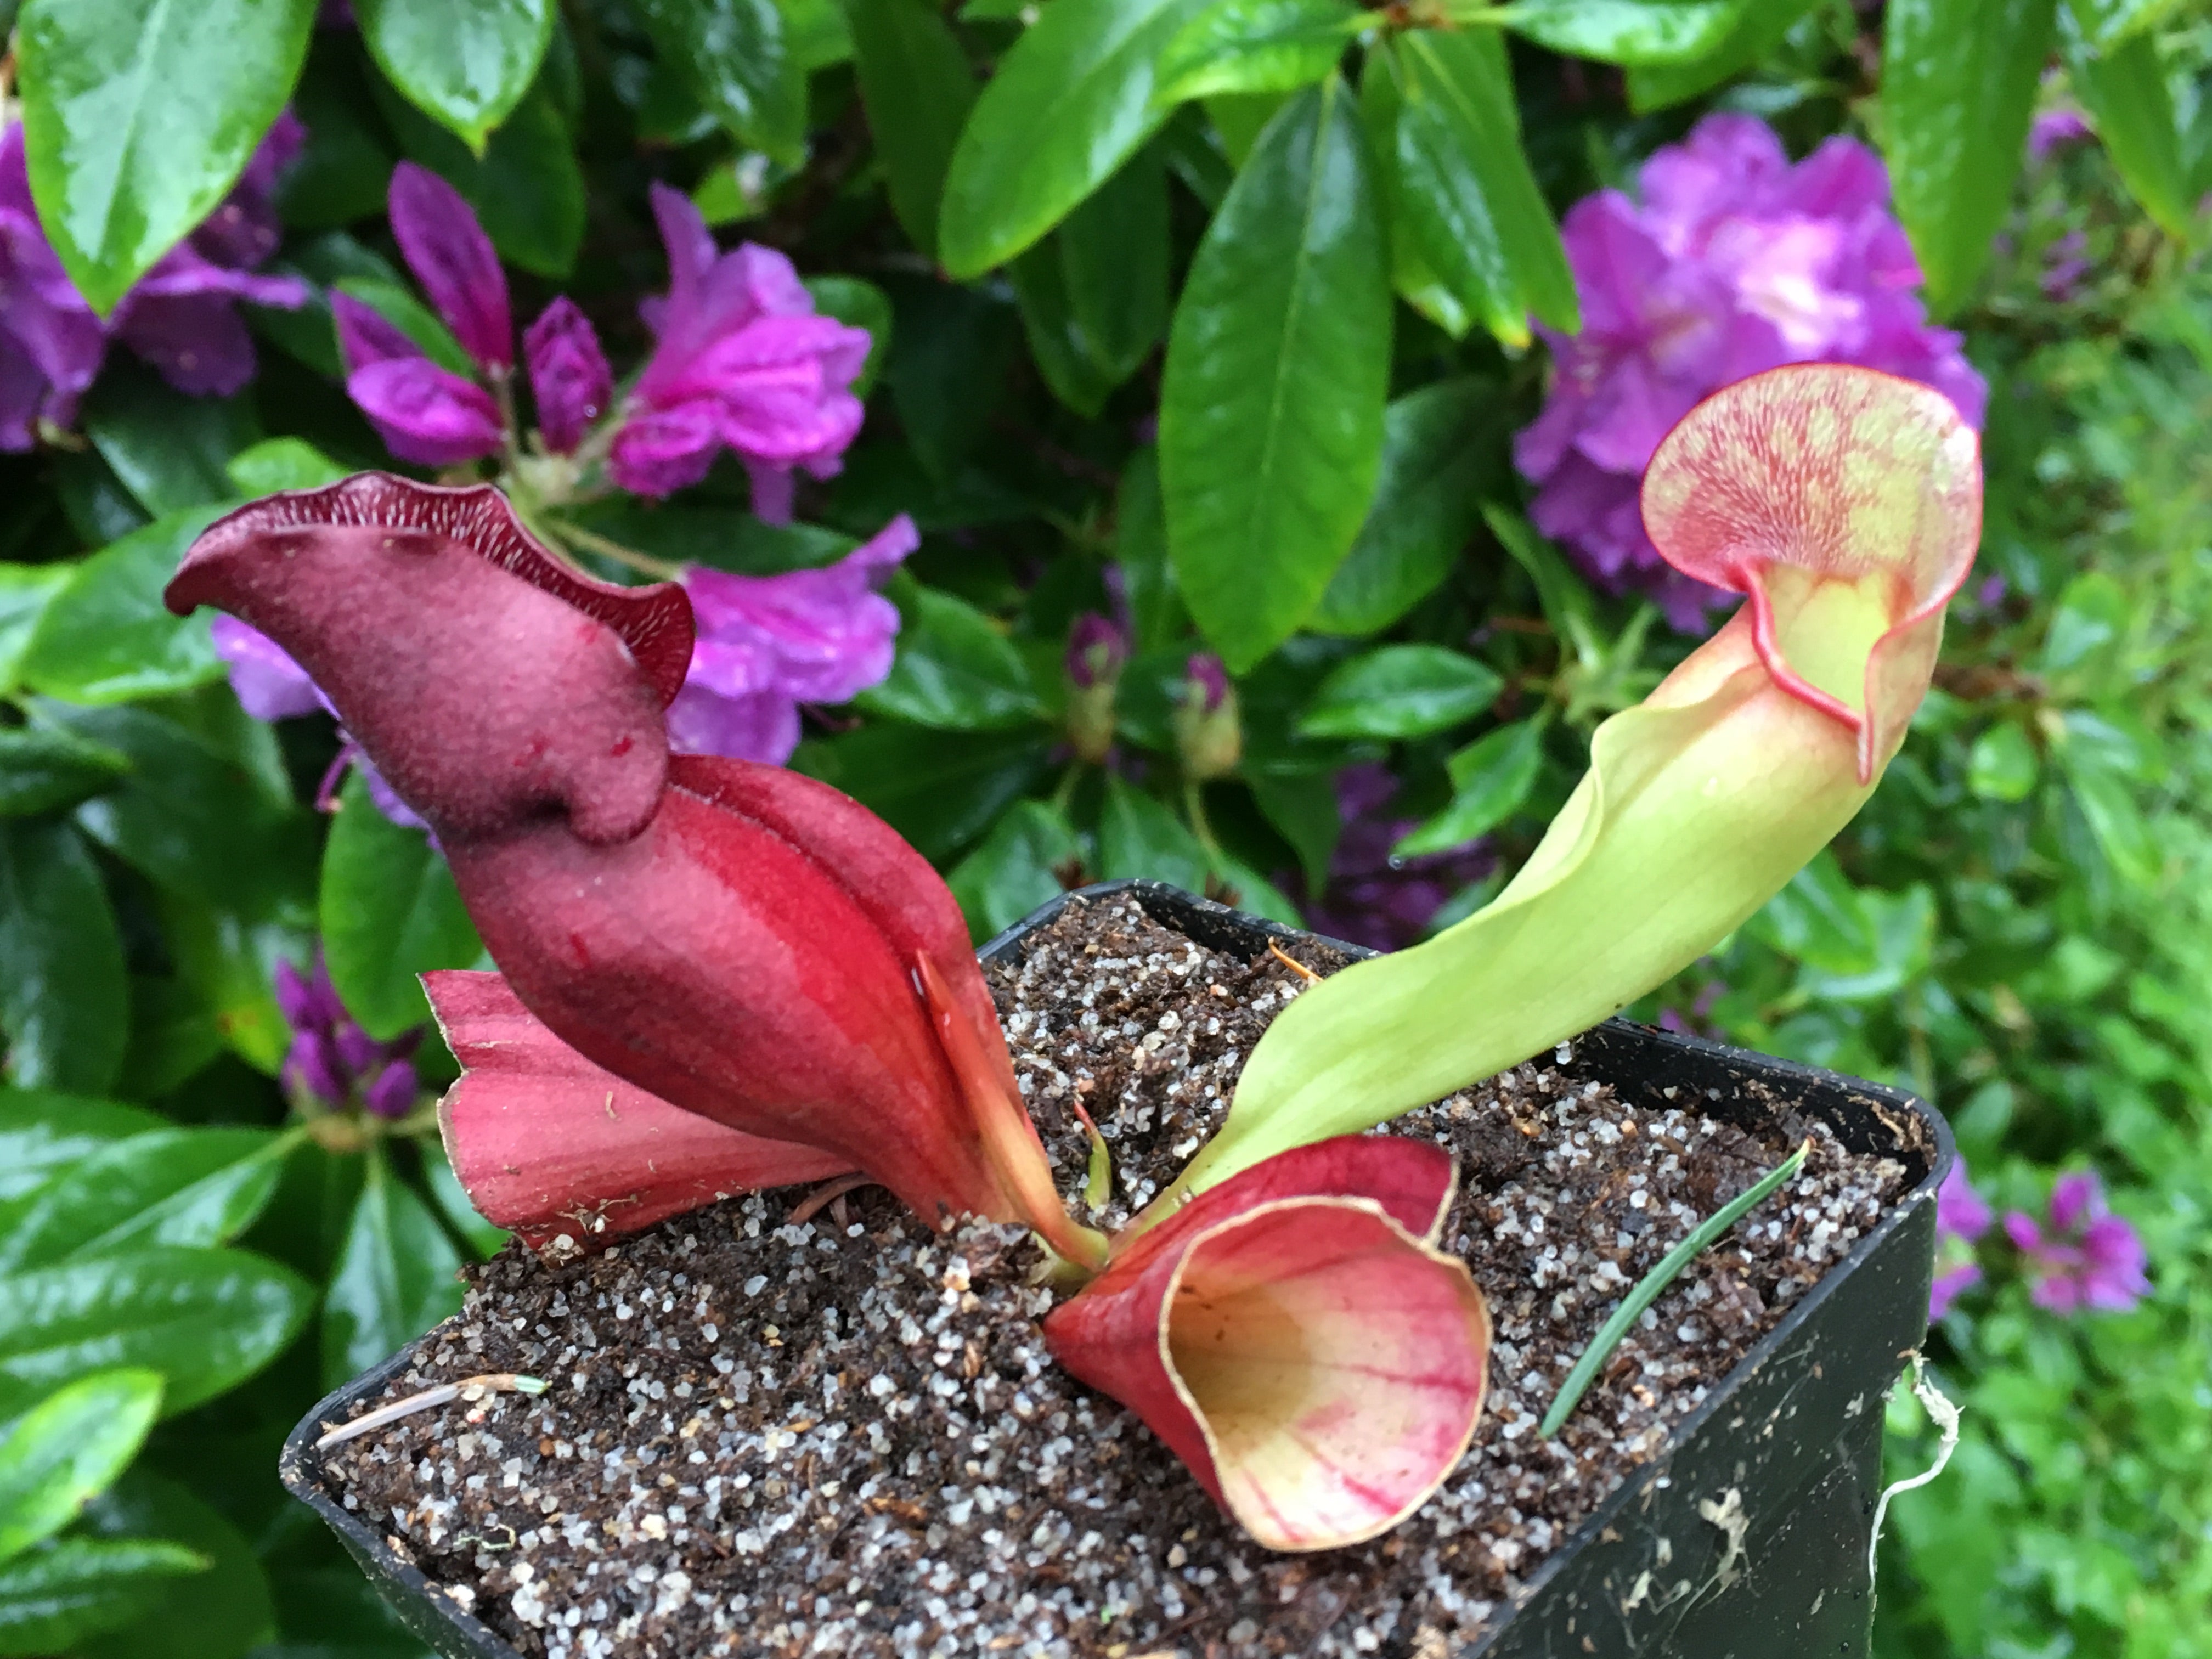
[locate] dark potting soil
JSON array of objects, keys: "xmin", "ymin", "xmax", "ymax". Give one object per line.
[{"xmin": 316, "ymin": 895, "xmax": 1911, "ymax": 1659}]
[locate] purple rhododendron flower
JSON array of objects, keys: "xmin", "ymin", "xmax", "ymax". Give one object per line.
[
  {"xmin": 1937, "ymin": 1157, "xmax": 1993, "ymax": 1244},
  {"xmin": 1186, "ymin": 653, "xmax": 1230, "ymax": 713},
  {"xmin": 524, "ymin": 297, "xmax": 613, "ymax": 455},
  {"xmin": 2004, "ymin": 1171, "xmax": 2150, "ymax": 1315},
  {"xmin": 278, "ymin": 951, "xmax": 422, "ymax": 1119},
  {"xmin": 608, "ymin": 185, "xmax": 870, "ymax": 520},
  {"xmin": 1, "ymin": 116, "xmax": 309, "ymax": 449},
  {"xmin": 664, "ymin": 513, "xmax": 919, "ymax": 763},
  {"xmin": 1302, "ymin": 765, "xmax": 1496, "ymax": 953},
  {"xmin": 333, "ymin": 164, "xmax": 511, "ymax": 466},
  {"xmin": 1929, "ymin": 1264, "xmax": 1983, "ymax": 1320},
  {"xmin": 1516, "ymin": 114, "xmax": 1987, "ymax": 629}
]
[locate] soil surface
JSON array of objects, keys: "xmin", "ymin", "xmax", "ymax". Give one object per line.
[{"xmin": 317, "ymin": 894, "xmax": 1912, "ymax": 1659}]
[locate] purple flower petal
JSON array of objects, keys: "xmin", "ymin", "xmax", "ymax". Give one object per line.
[
  {"xmin": 114, "ymin": 293, "xmax": 261, "ymax": 396},
  {"xmin": 607, "ymin": 400, "xmax": 724, "ymax": 498},
  {"xmin": 332, "ymin": 1019, "xmax": 383, "ymax": 1077},
  {"xmin": 672, "ymin": 513, "xmax": 917, "ymax": 741},
  {"xmin": 523, "ymin": 296, "xmax": 612, "ymax": 455},
  {"xmin": 743, "ymin": 456, "xmax": 798, "ymax": 525},
  {"xmin": 346, "ymin": 357, "xmax": 506, "ymax": 466},
  {"xmin": 1936, "ymin": 1157, "xmax": 1993, "ymax": 1244},
  {"xmin": 1300, "ymin": 764, "xmax": 1496, "ymax": 953},
  {"xmin": 273, "ymin": 957, "xmax": 321, "ymax": 1031},
  {"xmin": 387, "ymin": 162, "xmax": 511, "ymax": 371},
  {"xmin": 620, "ymin": 188, "xmax": 873, "ymax": 494},
  {"xmin": 2003, "ymin": 1210, "xmax": 2044, "ymax": 1254},
  {"xmin": 664, "ymin": 683, "xmax": 804, "ymax": 765},
  {"xmin": 211, "ymin": 615, "xmax": 324, "ymax": 720},
  {"xmin": 2049, "ymin": 1170, "xmax": 2100, "ymax": 1234},
  {"xmin": 1066, "ymin": 613, "xmax": 1128, "ymax": 689},
  {"xmin": 360, "ymin": 1060, "xmax": 420, "ymax": 1120},
  {"xmin": 331, "ymin": 291, "xmax": 422, "ymax": 372},
  {"xmin": 1928, "ymin": 1263, "xmax": 1982, "ymax": 1319},
  {"xmin": 283, "ymin": 1028, "xmax": 347, "ymax": 1108}
]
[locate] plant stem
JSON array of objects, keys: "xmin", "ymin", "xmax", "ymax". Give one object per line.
[
  {"xmin": 542, "ymin": 516, "xmax": 686, "ymax": 581},
  {"xmin": 1183, "ymin": 776, "xmax": 1221, "ymax": 861},
  {"xmin": 1048, "ymin": 761, "xmax": 1083, "ymax": 815},
  {"xmin": 1540, "ymin": 1138, "xmax": 1812, "ymax": 1438}
]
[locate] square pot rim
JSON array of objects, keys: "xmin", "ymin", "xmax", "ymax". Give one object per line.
[{"xmin": 280, "ymin": 877, "xmax": 1953, "ymax": 1659}]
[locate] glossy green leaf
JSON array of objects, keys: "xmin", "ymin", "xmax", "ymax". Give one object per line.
[
  {"xmin": 1205, "ymin": 89, "xmax": 1290, "ymax": 165},
  {"xmin": 321, "ymin": 772, "xmax": 483, "ymax": 1043},
  {"xmin": 1153, "ymin": 0, "xmax": 1361, "ymax": 103},
  {"xmin": 0, "ymin": 570, "xmax": 72, "ymax": 697},
  {"xmin": 859, "ymin": 587, "xmax": 1044, "ymax": 729},
  {"xmin": 1099, "ymin": 775, "xmax": 1211, "ymax": 891},
  {"xmin": 843, "ymin": 0, "xmax": 977, "ymax": 252},
  {"xmin": 0, "ymin": 821, "xmax": 127, "ymax": 1097},
  {"xmin": 356, "ymin": 0, "xmax": 553, "ymax": 150},
  {"xmin": 635, "ymin": 0, "xmax": 806, "ymax": 167},
  {"xmin": 1494, "ymin": 0, "xmax": 1739, "ymax": 66},
  {"xmin": 0, "ymin": 1370, "xmax": 163, "ymax": 1565},
  {"xmin": 81, "ymin": 373, "xmax": 255, "ymax": 519},
  {"xmin": 150, "ymin": 895, "xmax": 297, "ymax": 1078},
  {"xmin": 75, "ymin": 1473, "xmax": 275, "ymax": 1659},
  {"xmin": 0, "ymin": 1538, "xmax": 205, "ymax": 1656},
  {"xmin": 2065, "ymin": 754, "xmax": 2163, "ymax": 887},
  {"xmin": 1009, "ymin": 242, "xmax": 1118, "ymax": 417},
  {"xmin": 14, "ymin": 0, "xmax": 317, "ymax": 312},
  {"xmin": 17, "ymin": 510, "xmax": 228, "ymax": 706},
  {"xmin": 2066, "ymin": 0, "xmax": 2174, "ymax": 43},
  {"xmin": 373, "ymin": 80, "xmax": 584, "ymax": 277},
  {"xmin": 1625, "ymin": 0, "xmax": 1820, "ymax": 109},
  {"xmin": 0, "ymin": 1128, "xmax": 289, "ymax": 1273},
  {"xmin": 1209, "ymin": 849, "xmax": 1304, "ymax": 924},
  {"xmin": 1967, "ymin": 722, "xmax": 2040, "ymax": 802},
  {"xmin": 1297, "ymin": 645, "xmax": 1502, "ymax": 740},
  {"xmin": 1358, "ymin": 49, "xmax": 1469, "ymax": 338},
  {"xmin": 40, "ymin": 704, "xmax": 312, "ymax": 918},
  {"xmin": 797, "ymin": 726, "xmax": 1052, "ymax": 859},
  {"xmin": 949, "ymin": 800, "xmax": 1084, "ymax": 940},
  {"xmin": 787, "ymin": 0, "xmax": 857, "ymax": 67},
  {"xmin": 1881, "ymin": 0, "xmax": 2057, "ymax": 316},
  {"xmin": 2039, "ymin": 569, "xmax": 2130, "ymax": 679},
  {"xmin": 421, "ymin": 1146, "xmax": 510, "ymax": 1260},
  {"xmin": 1160, "ymin": 79, "xmax": 1391, "ymax": 673},
  {"xmin": 1062, "ymin": 146, "xmax": 1172, "ymax": 384},
  {"xmin": 2062, "ymin": 10, "xmax": 2194, "ymax": 239},
  {"xmin": 223, "ymin": 438, "xmax": 352, "ymax": 498},
  {"xmin": 1114, "ymin": 447, "xmax": 1183, "ymax": 650},
  {"xmin": 939, "ymin": 0, "xmax": 1216, "ymax": 275},
  {"xmin": 1387, "ymin": 31, "xmax": 1577, "ymax": 347},
  {"xmin": 804, "ymin": 277, "xmax": 893, "ymax": 400},
  {"xmin": 1310, "ymin": 377, "xmax": 1501, "ymax": 635},
  {"xmin": 1248, "ymin": 768, "xmax": 1340, "ymax": 891},
  {"xmin": 0, "ymin": 1246, "xmax": 312, "ymax": 1420},
  {"xmin": 323, "ymin": 1153, "xmax": 465, "ymax": 1387},
  {"xmin": 1794, "ymin": 885, "xmax": 1936, "ymax": 1003},
  {"xmin": 0, "ymin": 1094, "xmax": 161, "ymax": 1206},
  {"xmin": 1394, "ymin": 718, "xmax": 1543, "ymax": 855},
  {"xmin": 0, "ymin": 724, "xmax": 130, "ymax": 820}
]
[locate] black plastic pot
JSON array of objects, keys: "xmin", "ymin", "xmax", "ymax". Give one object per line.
[{"xmin": 282, "ymin": 878, "xmax": 1950, "ymax": 1659}]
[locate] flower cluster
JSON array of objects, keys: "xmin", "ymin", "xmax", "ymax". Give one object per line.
[
  {"xmin": 1302, "ymin": 765, "xmax": 1494, "ymax": 953},
  {"xmin": 212, "ymin": 163, "xmax": 911, "ymax": 805},
  {"xmin": 1929, "ymin": 1160, "xmax": 2148, "ymax": 1318},
  {"xmin": 2006, "ymin": 1171, "xmax": 2150, "ymax": 1315},
  {"xmin": 1, "ymin": 116, "xmax": 309, "ymax": 450},
  {"xmin": 278, "ymin": 951, "xmax": 422, "ymax": 1121},
  {"xmin": 1515, "ymin": 114, "xmax": 1987, "ymax": 628}
]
